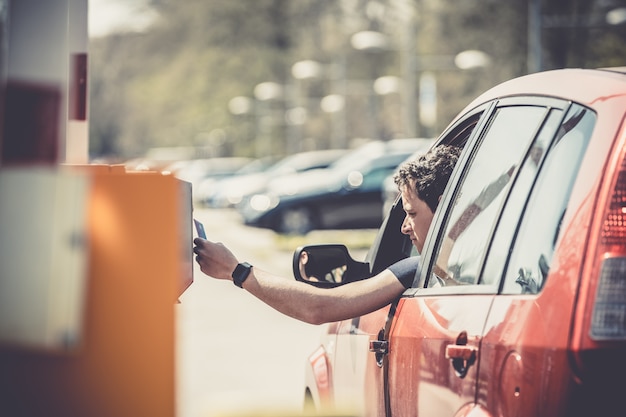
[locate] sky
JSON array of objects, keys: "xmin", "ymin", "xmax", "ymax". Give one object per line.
[{"xmin": 88, "ymin": 0, "xmax": 159, "ymax": 38}]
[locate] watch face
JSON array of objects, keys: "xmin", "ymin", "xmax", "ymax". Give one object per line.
[{"xmin": 232, "ymin": 262, "xmax": 252, "ymax": 288}]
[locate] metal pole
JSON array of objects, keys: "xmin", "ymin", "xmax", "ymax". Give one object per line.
[
  {"xmin": 528, "ymin": 0, "xmax": 543, "ymax": 73},
  {"xmin": 402, "ymin": 4, "xmax": 417, "ymax": 137}
]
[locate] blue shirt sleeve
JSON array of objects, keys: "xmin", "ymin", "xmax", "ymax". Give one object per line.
[{"xmin": 388, "ymin": 256, "xmax": 420, "ymax": 289}]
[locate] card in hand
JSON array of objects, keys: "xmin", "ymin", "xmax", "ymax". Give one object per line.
[{"xmin": 194, "ymin": 219, "xmax": 207, "ymax": 239}]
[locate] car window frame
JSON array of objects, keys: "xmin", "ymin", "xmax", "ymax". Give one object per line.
[
  {"xmin": 497, "ymin": 102, "xmax": 596, "ymax": 295},
  {"xmin": 407, "ymin": 96, "xmax": 572, "ymax": 297},
  {"xmin": 365, "ymin": 105, "xmax": 490, "ymax": 276},
  {"xmin": 478, "ymin": 105, "xmax": 568, "ymax": 288},
  {"xmin": 389, "ymin": 101, "xmax": 497, "ymax": 293}
]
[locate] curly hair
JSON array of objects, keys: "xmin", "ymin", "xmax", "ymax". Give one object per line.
[{"xmin": 393, "ymin": 145, "xmax": 462, "ymax": 213}]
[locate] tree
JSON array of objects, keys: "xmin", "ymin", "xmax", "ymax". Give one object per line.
[{"xmin": 88, "ymin": 0, "xmax": 626, "ymax": 161}]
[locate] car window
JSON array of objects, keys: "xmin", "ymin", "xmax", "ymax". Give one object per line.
[
  {"xmin": 501, "ymin": 104, "xmax": 595, "ymax": 294},
  {"xmin": 480, "ymin": 108, "xmax": 564, "ymax": 287},
  {"xmin": 368, "ymin": 109, "xmax": 484, "ymax": 278},
  {"xmin": 429, "ymin": 105, "xmax": 550, "ymax": 287}
]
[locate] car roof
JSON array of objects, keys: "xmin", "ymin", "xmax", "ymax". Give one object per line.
[{"xmin": 455, "ymin": 67, "xmax": 626, "ymax": 123}]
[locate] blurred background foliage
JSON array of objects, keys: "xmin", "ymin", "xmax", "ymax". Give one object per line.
[{"xmin": 89, "ymin": 0, "xmax": 626, "ymax": 161}]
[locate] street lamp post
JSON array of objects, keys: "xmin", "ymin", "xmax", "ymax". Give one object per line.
[
  {"xmin": 253, "ymin": 81, "xmax": 284, "ymax": 157},
  {"xmin": 351, "ymin": 29, "xmax": 490, "ymax": 139},
  {"xmin": 291, "ymin": 59, "xmax": 351, "ymax": 150},
  {"xmin": 327, "ymin": 56, "xmax": 348, "ymax": 149},
  {"xmin": 414, "ymin": 51, "xmax": 490, "ymax": 137},
  {"xmin": 290, "ymin": 60, "xmax": 322, "ymax": 152},
  {"xmin": 372, "ymin": 75, "xmax": 403, "ymax": 138},
  {"xmin": 349, "ymin": 30, "xmax": 393, "ymax": 141},
  {"xmin": 227, "ymin": 96, "xmax": 254, "ymax": 155}
]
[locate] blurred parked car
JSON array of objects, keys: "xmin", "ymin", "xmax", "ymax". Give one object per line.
[
  {"xmin": 194, "ymin": 156, "xmax": 278, "ymax": 206},
  {"xmin": 239, "ymin": 138, "xmax": 427, "ymax": 234},
  {"xmin": 201, "ymin": 149, "xmax": 349, "ymax": 208},
  {"xmin": 294, "ymin": 67, "xmax": 626, "ymax": 417},
  {"xmin": 169, "ymin": 157, "xmax": 252, "ymax": 194}
]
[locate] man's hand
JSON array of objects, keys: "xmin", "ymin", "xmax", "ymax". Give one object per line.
[{"xmin": 193, "ymin": 238, "xmax": 239, "ymax": 281}]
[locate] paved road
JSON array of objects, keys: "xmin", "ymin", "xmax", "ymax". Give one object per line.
[{"xmin": 176, "ymin": 208, "xmax": 373, "ymax": 417}]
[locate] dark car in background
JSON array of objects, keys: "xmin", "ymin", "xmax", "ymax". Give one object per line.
[
  {"xmin": 293, "ymin": 68, "xmax": 626, "ymax": 417},
  {"xmin": 168, "ymin": 156, "xmax": 252, "ymax": 197},
  {"xmin": 194, "ymin": 156, "xmax": 278, "ymax": 207},
  {"xmin": 239, "ymin": 138, "xmax": 429, "ymax": 234},
  {"xmin": 200, "ymin": 149, "xmax": 348, "ymax": 208}
]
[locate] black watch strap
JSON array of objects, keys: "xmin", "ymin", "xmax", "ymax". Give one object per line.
[{"xmin": 232, "ymin": 262, "xmax": 253, "ymax": 288}]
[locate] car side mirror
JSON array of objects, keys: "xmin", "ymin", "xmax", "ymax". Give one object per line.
[{"xmin": 292, "ymin": 244, "xmax": 371, "ymax": 288}]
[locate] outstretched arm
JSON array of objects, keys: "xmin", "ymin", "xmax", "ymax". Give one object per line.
[{"xmin": 193, "ymin": 238, "xmax": 406, "ymax": 325}]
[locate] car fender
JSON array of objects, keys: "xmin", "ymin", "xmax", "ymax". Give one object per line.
[{"xmin": 304, "ymin": 345, "xmax": 333, "ymax": 410}]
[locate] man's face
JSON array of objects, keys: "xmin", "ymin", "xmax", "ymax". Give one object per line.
[{"xmin": 400, "ymin": 183, "xmax": 435, "ymax": 254}]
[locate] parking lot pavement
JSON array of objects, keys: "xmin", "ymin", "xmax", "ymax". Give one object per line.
[{"xmin": 176, "ymin": 209, "xmax": 326, "ymax": 417}]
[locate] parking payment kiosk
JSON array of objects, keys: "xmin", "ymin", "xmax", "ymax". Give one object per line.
[{"xmin": 0, "ymin": 165, "xmax": 194, "ymax": 417}]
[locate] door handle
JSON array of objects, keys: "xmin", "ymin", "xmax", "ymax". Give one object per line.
[
  {"xmin": 369, "ymin": 340, "xmax": 388, "ymax": 354},
  {"xmin": 445, "ymin": 344, "xmax": 477, "ymax": 361},
  {"xmin": 445, "ymin": 331, "xmax": 478, "ymax": 379},
  {"xmin": 369, "ymin": 329, "xmax": 388, "ymax": 368}
]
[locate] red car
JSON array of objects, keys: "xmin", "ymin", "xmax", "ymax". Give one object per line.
[{"xmin": 293, "ymin": 67, "xmax": 626, "ymax": 417}]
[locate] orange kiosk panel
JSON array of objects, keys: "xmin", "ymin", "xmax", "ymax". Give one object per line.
[{"xmin": 0, "ymin": 167, "xmax": 193, "ymax": 417}]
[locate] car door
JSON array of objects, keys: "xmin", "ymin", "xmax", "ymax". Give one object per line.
[
  {"xmin": 324, "ymin": 106, "xmax": 485, "ymax": 417},
  {"xmin": 328, "ymin": 198, "xmax": 416, "ymax": 417},
  {"xmin": 383, "ymin": 98, "xmax": 567, "ymax": 416},
  {"xmin": 477, "ymin": 103, "xmax": 595, "ymax": 417}
]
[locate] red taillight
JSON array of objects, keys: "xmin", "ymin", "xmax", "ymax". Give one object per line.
[
  {"xmin": 590, "ymin": 157, "xmax": 626, "ymax": 340},
  {"xmin": 590, "ymin": 256, "xmax": 626, "ymax": 340},
  {"xmin": 601, "ymin": 163, "xmax": 626, "ymax": 246}
]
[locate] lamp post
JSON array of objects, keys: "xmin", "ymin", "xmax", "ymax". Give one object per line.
[
  {"xmin": 228, "ymin": 96, "xmax": 253, "ymax": 116},
  {"xmin": 320, "ymin": 93, "xmax": 346, "ymax": 148},
  {"xmin": 606, "ymin": 7, "xmax": 626, "ymax": 25},
  {"xmin": 351, "ymin": 29, "xmax": 491, "ymax": 138},
  {"xmin": 227, "ymin": 96, "xmax": 254, "ymax": 155},
  {"xmin": 372, "ymin": 75, "xmax": 403, "ymax": 138},
  {"xmin": 349, "ymin": 30, "xmax": 393, "ymax": 141},
  {"xmin": 291, "ymin": 59, "xmax": 351, "ymax": 150},
  {"xmin": 415, "ymin": 51, "xmax": 490, "ymax": 137},
  {"xmin": 253, "ymin": 81, "xmax": 284, "ymax": 157},
  {"xmin": 289, "ymin": 60, "xmax": 322, "ymax": 152}
]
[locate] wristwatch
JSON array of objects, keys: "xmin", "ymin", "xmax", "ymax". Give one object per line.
[{"xmin": 232, "ymin": 262, "xmax": 253, "ymax": 288}]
